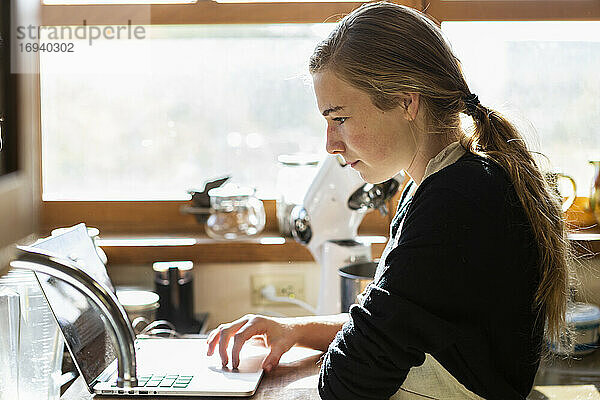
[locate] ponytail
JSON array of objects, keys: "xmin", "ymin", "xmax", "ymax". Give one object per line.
[{"xmin": 462, "ymin": 98, "xmax": 570, "ymax": 344}]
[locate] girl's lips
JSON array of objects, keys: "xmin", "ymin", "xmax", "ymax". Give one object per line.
[{"xmin": 350, "ymin": 160, "xmax": 360, "ymax": 168}]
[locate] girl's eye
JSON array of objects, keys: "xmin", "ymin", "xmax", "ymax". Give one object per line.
[{"xmin": 333, "ymin": 117, "xmax": 348, "ymax": 124}]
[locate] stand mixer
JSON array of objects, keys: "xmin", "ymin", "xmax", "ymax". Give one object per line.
[{"xmin": 290, "ymin": 155, "xmax": 403, "ymax": 315}]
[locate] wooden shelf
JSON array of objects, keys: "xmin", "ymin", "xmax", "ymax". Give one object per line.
[
  {"xmin": 568, "ymin": 233, "xmax": 600, "ymax": 241},
  {"xmin": 568, "ymin": 231, "xmax": 600, "ymax": 258},
  {"xmin": 98, "ymin": 227, "xmax": 600, "ymax": 266},
  {"xmin": 98, "ymin": 233, "xmax": 388, "ymax": 265}
]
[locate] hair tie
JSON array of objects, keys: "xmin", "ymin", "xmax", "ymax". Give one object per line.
[{"xmin": 463, "ymin": 93, "xmax": 480, "ymax": 117}]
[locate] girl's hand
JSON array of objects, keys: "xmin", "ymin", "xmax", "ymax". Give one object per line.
[{"xmin": 206, "ymin": 314, "xmax": 296, "ymax": 372}]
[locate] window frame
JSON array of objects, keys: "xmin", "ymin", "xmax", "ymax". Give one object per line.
[{"xmin": 38, "ymin": 0, "xmax": 600, "ymax": 237}]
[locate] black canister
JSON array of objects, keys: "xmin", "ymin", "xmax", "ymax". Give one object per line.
[{"xmin": 153, "ymin": 261, "xmax": 196, "ymax": 332}]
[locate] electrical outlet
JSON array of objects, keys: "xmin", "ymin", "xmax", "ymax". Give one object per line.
[{"xmin": 250, "ymin": 273, "xmax": 305, "ymax": 306}]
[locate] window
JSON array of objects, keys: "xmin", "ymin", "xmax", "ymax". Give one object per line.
[
  {"xmin": 443, "ymin": 21, "xmax": 600, "ymax": 195},
  {"xmin": 38, "ymin": 0, "xmax": 599, "ymax": 234},
  {"xmin": 41, "ymin": 24, "xmax": 333, "ymax": 200}
]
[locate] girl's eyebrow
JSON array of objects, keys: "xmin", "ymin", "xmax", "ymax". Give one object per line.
[{"xmin": 322, "ymin": 106, "xmax": 345, "ymax": 116}]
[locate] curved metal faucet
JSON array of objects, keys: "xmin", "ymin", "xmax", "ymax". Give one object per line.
[{"xmin": 10, "ymin": 245, "xmax": 138, "ymax": 388}]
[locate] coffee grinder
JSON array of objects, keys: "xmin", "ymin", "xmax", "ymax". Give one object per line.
[{"xmin": 153, "ymin": 261, "xmax": 203, "ymax": 334}]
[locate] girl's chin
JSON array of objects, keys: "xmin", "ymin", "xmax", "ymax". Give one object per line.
[
  {"xmin": 357, "ymin": 167, "xmax": 400, "ymax": 184},
  {"xmin": 357, "ymin": 171, "xmax": 388, "ymax": 185}
]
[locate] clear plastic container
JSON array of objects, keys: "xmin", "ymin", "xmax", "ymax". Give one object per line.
[
  {"xmin": 0, "ymin": 270, "xmax": 64, "ymax": 400},
  {"xmin": 0, "ymin": 287, "xmax": 20, "ymax": 400},
  {"xmin": 206, "ymin": 185, "xmax": 266, "ymax": 240}
]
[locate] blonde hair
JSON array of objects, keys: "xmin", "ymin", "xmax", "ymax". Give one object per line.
[{"xmin": 309, "ymin": 1, "xmax": 570, "ymax": 344}]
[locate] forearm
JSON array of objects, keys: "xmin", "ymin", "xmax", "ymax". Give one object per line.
[{"xmin": 284, "ymin": 313, "xmax": 349, "ymax": 351}]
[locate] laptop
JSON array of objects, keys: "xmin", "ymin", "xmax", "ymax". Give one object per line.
[{"xmin": 24, "ymin": 225, "xmax": 267, "ymax": 397}]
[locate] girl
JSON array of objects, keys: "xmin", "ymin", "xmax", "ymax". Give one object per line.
[{"xmin": 206, "ymin": 2, "xmax": 570, "ymax": 399}]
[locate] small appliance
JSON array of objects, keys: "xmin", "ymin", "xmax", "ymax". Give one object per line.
[
  {"xmin": 153, "ymin": 261, "xmax": 203, "ymax": 334},
  {"xmin": 291, "ymin": 155, "xmax": 403, "ymax": 314}
]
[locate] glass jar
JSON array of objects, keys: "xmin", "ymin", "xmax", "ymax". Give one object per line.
[
  {"xmin": 276, "ymin": 154, "xmax": 320, "ymax": 236},
  {"xmin": 206, "ymin": 185, "xmax": 266, "ymax": 240}
]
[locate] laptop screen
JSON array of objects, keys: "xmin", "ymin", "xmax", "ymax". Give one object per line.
[{"xmin": 36, "ymin": 271, "xmax": 118, "ymax": 387}]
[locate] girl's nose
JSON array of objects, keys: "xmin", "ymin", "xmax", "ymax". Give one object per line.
[{"xmin": 326, "ymin": 125, "xmax": 345, "ymax": 155}]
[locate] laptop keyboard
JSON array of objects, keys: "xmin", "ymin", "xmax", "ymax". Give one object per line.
[{"xmin": 110, "ymin": 374, "xmax": 194, "ymax": 388}]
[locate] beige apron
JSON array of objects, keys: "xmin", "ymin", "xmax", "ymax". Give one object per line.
[{"xmin": 390, "ymin": 354, "xmax": 485, "ymax": 400}]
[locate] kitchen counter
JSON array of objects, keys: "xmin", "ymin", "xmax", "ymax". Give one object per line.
[{"xmin": 60, "ymin": 345, "xmax": 600, "ymax": 400}]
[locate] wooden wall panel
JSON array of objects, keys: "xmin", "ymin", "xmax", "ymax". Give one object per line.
[
  {"xmin": 41, "ymin": 1, "xmax": 420, "ymax": 26},
  {"xmin": 425, "ymin": 0, "xmax": 600, "ymax": 22}
]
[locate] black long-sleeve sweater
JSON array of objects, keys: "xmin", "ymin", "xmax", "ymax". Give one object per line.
[{"xmin": 319, "ymin": 151, "xmax": 545, "ymax": 400}]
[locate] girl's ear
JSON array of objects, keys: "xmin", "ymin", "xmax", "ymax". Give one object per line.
[{"xmin": 401, "ymin": 93, "xmax": 420, "ymax": 121}]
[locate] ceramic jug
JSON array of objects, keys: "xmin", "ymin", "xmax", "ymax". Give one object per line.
[
  {"xmin": 545, "ymin": 172, "xmax": 577, "ymax": 213},
  {"xmin": 590, "ymin": 161, "xmax": 600, "ymax": 224}
]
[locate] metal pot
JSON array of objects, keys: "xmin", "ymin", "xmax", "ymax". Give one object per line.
[{"xmin": 338, "ymin": 261, "xmax": 377, "ymax": 313}]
